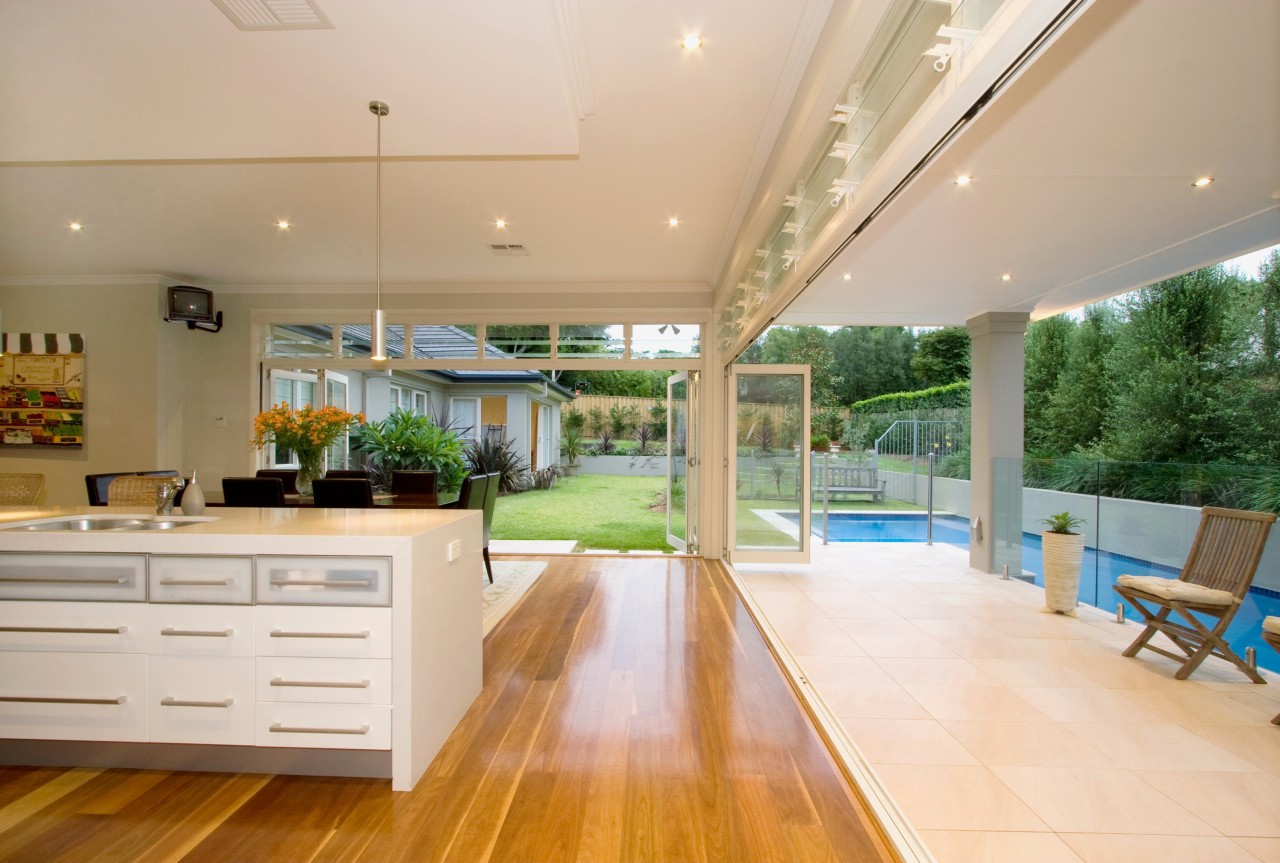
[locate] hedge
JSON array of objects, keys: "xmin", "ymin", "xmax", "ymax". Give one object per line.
[{"xmin": 848, "ymin": 381, "xmax": 970, "ymax": 415}]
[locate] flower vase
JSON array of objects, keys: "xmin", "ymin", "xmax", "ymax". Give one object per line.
[{"xmin": 295, "ymin": 450, "xmax": 323, "ymax": 496}]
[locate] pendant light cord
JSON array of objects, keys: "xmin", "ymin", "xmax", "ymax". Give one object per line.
[{"xmin": 375, "ymin": 106, "xmax": 383, "ymax": 310}]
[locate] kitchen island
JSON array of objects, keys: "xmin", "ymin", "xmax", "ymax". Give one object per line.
[{"xmin": 0, "ymin": 505, "xmax": 483, "ymax": 792}]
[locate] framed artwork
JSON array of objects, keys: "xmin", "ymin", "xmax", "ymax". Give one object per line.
[{"xmin": 0, "ymin": 333, "xmax": 84, "ymax": 449}]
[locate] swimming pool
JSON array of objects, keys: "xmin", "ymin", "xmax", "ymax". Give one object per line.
[{"xmin": 791, "ymin": 511, "xmax": 1280, "ymax": 675}]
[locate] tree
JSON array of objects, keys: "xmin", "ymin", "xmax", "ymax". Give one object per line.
[
  {"xmin": 1040, "ymin": 304, "xmax": 1115, "ymax": 455},
  {"xmin": 911, "ymin": 327, "xmax": 970, "ymax": 387},
  {"xmin": 1023, "ymin": 315, "xmax": 1074, "ymax": 453},
  {"xmin": 830, "ymin": 326, "xmax": 915, "ymax": 404},
  {"xmin": 759, "ymin": 326, "xmax": 841, "ymax": 406}
]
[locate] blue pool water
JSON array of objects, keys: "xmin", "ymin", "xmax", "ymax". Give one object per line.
[{"xmin": 791, "ymin": 512, "xmax": 1280, "ymax": 675}]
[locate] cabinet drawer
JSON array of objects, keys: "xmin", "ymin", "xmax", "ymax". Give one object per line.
[
  {"xmin": 255, "ymin": 556, "xmax": 390, "ymax": 606},
  {"xmin": 255, "ymin": 606, "xmax": 391, "ymax": 658},
  {"xmin": 0, "ymin": 652, "xmax": 147, "ymax": 741},
  {"xmin": 147, "ymin": 605, "xmax": 254, "ymax": 657},
  {"xmin": 255, "ymin": 702, "xmax": 390, "ymax": 750},
  {"xmin": 0, "ymin": 601, "xmax": 147, "ymax": 653},
  {"xmin": 0, "ymin": 553, "xmax": 146, "ymax": 602},
  {"xmin": 149, "ymin": 656, "xmax": 254, "ymax": 745},
  {"xmin": 149, "ymin": 556, "xmax": 252, "ymax": 604},
  {"xmin": 256, "ymin": 657, "xmax": 391, "ymax": 704}
]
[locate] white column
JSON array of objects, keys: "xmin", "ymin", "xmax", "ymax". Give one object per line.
[{"xmin": 967, "ymin": 312, "xmax": 1029, "ymax": 573}]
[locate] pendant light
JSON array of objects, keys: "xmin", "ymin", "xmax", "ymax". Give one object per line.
[{"xmin": 369, "ymin": 100, "xmax": 389, "ymax": 361}]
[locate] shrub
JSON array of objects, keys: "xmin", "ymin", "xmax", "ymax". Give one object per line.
[
  {"xmin": 608, "ymin": 404, "xmax": 641, "ymax": 438},
  {"xmin": 587, "ymin": 407, "xmax": 607, "ymax": 437},
  {"xmin": 634, "ymin": 423, "xmax": 657, "ymax": 455},
  {"xmin": 467, "ymin": 435, "xmax": 531, "ymax": 493},
  {"xmin": 350, "ymin": 408, "xmax": 468, "ymax": 492},
  {"xmin": 848, "ymin": 381, "xmax": 970, "ymax": 416},
  {"xmin": 648, "ymin": 404, "xmax": 668, "ymax": 439},
  {"xmin": 594, "ymin": 428, "xmax": 617, "ymax": 455},
  {"xmin": 563, "ymin": 409, "xmax": 586, "ymax": 433}
]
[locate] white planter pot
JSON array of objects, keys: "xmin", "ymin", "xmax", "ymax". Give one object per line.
[{"xmin": 1042, "ymin": 531, "xmax": 1084, "ymax": 615}]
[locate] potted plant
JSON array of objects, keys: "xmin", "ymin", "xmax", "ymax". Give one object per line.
[
  {"xmin": 1039, "ymin": 511, "xmax": 1086, "ymax": 615},
  {"xmin": 253, "ymin": 404, "xmax": 365, "ymax": 495}
]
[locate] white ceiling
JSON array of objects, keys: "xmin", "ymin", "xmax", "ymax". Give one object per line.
[
  {"xmin": 0, "ymin": 0, "xmax": 829, "ymax": 290},
  {"xmin": 784, "ymin": 0, "xmax": 1280, "ymax": 326}
]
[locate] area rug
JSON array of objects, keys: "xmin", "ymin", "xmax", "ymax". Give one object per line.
[{"xmin": 482, "ymin": 560, "xmax": 548, "ymax": 636}]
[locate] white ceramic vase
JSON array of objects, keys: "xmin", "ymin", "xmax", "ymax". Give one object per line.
[{"xmin": 1041, "ymin": 531, "xmax": 1084, "ymax": 615}]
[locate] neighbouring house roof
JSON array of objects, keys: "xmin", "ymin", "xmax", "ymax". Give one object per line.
[{"xmin": 278, "ymin": 324, "xmax": 576, "ymax": 402}]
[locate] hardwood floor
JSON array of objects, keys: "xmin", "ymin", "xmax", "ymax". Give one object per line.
[{"xmin": 0, "ymin": 557, "xmax": 895, "ymax": 862}]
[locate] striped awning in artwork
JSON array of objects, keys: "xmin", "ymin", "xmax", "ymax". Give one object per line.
[{"xmin": 2, "ymin": 334, "xmax": 85, "ymax": 355}]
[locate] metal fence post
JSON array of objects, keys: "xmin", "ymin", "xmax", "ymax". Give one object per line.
[{"xmin": 927, "ymin": 451, "xmax": 935, "ymax": 545}]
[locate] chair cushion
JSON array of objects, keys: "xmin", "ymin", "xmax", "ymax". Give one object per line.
[
  {"xmin": 1263, "ymin": 616, "xmax": 1280, "ymax": 636},
  {"xmin": 1116, "ymin": 574, "xmax": 1237, "ymax": 606}
]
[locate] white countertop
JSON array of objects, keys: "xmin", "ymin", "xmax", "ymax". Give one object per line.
[{"xmin": 0, "ymin": 506, "xmax": 479, "ymax": 557}]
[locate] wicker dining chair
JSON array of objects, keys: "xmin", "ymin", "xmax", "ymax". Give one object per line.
[
  {"xmin": 1115, "ymin": 506, "xmax": 1276, "ymax": 683},
  {"xmin": 107, "ymin": 475, "xmax": 181, "ymax": 507},
  {"xmin": 0, "ymin": 473, "xmax": 44, "ymax": 505}
]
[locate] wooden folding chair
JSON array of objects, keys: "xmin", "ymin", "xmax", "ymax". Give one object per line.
[
  {"xmin": 1115, "ymin": 506, "xmax": 1276, "ymax": 683},
  {"xmin": 1262, "ymin": 618, "xmax": 1280, "ymax": 723}
]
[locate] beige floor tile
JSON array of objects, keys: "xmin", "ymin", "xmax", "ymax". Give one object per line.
[
  {"xmin": 1064, "ymin": 722, "xmax": 1261, "ymax": 772},
  {"xmin": 1118, "ymin": 686, "xmax": 1274, "ymax": 726},
  {"xmin": 943, "ymin": 720, "xmax": 1112, "ymax": 768},
  {"xmin": 920, "ymin": 830, "xmax": 1085, "ymax": 863},
  {"xmin": 874, "ymin": 764, "xmax": 1050, "ymax": 831},
  {"xmin": 986, "ymin": 616, "xmax": 1102, "ymax": 640},
  {"xmin": 765, "ymin": 616, "xmax": 866, "ymax": 656},
  {"xmin": 1185, "ymin": 724, "xmax": 1280, "ymax": 775},
  {"xmin": 875, "ymin": 656, "xmax": 997, "ymax": 686},
  {"xmin": 825, "ymin": 680, "xmax": 932, "ymax": 720},
  {"xmin": 1069, "ymin": 645, "xmax": 1197, "ymax": 689},
  {"xmin": 911, "ymin": 618, "xmax": 998, "ymax": 639},
  {"xmin": 752, "ymin": 589, "xmax": 828, "ymax": 618},
  {"xmin": 736, "ymin": 572, "xmax": 800, "ymax": 592},
  {"xmin": 1011, "ymin": 687, "xmax": 1169, "ymax": 724},
  {"xmin": 1231, "ymin": 837, "xmax": 1280, "ymax": 860},
  {"xmin": 794, "ymin": 590, "xmax": 902, "ymax": 618},
  {"xmin": 851, "ymin": 633, "xmax": 960, "ymax": 659},
  {"xmin": 842, "ymin": 718, "xmax": 977, "ymax": 765},
  {"xmin": 785, "ymin": 572, "xmax": 860, "ymax": 591},
  {"xmin": 1061, "ymin": 833, "xmax": 1266, "ymax": 863},
  {"xmin": 991, "ymin": 766, "xmax": 1216, "ymax": 834},
  {"xmin": 933, "ymin": 635, "xmax": 1062, "ymax": 659},
  {"xmin": 830, "ymin": 617, "xmax": 924, "ymax": 638},
  {"xmin": 1133, "ymin": 769, "xmax": 1280, "ymax": 837},
  {"xmin": 901, "ymin": 684, "xmax": 1052, "ymax": 722},
  {"xmin": 970, "ymin": 657, "xmax": 1105, "ymax": 689},
  {"xmin": 797, "ymin": 655, "xmax": 896, "ymax": 690}
]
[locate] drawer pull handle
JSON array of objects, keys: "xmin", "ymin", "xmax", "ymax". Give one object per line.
[
  {"xmin": 270, "ymin": 723, "xmax": 369, "ymax": 735},
  {"xmin": 159, "ymin": 578, "xmax": 234, "ymax": 587},
  {"xmin": 0, "ymin": 625, "xmax": 127, "ymax": 635},
  {"xmin": 270, "ymin": 677, "xmax": 371, "ymax": 689},
  {"xmin": 0, "ymin": 576, "xmax": 129, "ymax": 585},
  {"xmin": 0, "ymin": 695, "xmax": 126, "ymax": 705},
  {"xmin": 269, "ymin": 629, "xmax": 370, "ymax": 640},
  {"xmin": 161, "ymin": 697, "xmax": 233, "ymax": 708},
  {"xmin": 161, "ymin": 628, "xmax": 234, "ymax": 638},
  {"xmin": 268, "ymin": 578, "xmax": 372, "ymax": 588}
]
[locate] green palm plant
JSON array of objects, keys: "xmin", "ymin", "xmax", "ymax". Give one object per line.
[{"xmin": 350, "ymin": 408, "xmax": 469, "ymax": 492}]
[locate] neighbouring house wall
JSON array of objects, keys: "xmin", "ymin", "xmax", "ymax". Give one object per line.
[{"xmin": 0, "ymin": 281, "xmax": 181, "ymax": 506}]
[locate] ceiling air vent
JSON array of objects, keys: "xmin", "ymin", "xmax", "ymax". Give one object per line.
[
  {"xmin": 211, "ymin": 0, "xmax": 333, "ymax": 31},
  {"xmin": 488, "ymin": 244, "xmax": 530, "ymax": 257}
]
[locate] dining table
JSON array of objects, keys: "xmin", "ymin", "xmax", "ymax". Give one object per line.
[{"xmin": 282, "ymin": 490, "xmax": 459, "ymax": 509}]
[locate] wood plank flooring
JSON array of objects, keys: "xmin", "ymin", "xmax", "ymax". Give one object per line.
[{"xmin": 0, "ymin": 557, "xmax": 895, "ymax": 862}]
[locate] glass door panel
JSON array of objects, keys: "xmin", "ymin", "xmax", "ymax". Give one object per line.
[
  {"xmin": 667, "ymin": 372, "xmax": 690, "ymax": 552},
  {"xmin": 728, "ymin": 365, "xmax": 809, "ymax": 564}
]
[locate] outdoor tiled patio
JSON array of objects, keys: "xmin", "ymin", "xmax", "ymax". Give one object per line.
[{"xmin": 735, "ymin": 541, "xmax": 1280, "ymax": 863}]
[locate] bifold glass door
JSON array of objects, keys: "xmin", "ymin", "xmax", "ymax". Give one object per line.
[
  {"xmin": 666, "ymin": 371, "xmax": 698, "ymax": 553},
  {"xmin": 728, "ymin": 364, "xmax": 810, "ymax": 564}
]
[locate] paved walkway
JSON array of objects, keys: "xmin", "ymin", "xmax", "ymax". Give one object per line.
[{"xmin": 736, "ymin": 541, "xmax": 1280, "ymax": 863}]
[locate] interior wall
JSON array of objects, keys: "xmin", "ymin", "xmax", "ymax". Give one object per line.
[{"xmin": 0, "ymin": 281, "xmax": 177, "ymax": 506}]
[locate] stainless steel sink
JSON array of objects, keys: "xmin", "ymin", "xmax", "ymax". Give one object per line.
[{"xmin": 0, "ymin": 516, "xmax": 211, "ymax": 532}]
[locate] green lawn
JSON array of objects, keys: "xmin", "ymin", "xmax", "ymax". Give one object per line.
[
  {"xmin": 492, "ymin": 472, "xmax": 922, "ymax": 552},
  {"xmin": 491, "ymin": 473, "xmax": 674, "ymax": 552}
]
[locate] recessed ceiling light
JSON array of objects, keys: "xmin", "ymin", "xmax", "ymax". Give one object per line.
[
  {"xmin": 1001, "ymin": 273, "xmax": 1013, "ymax": 281},
  {"xmin": 1192, "ymin": 176, "xmax": 1214, "ymax": 188},
  {"xmin": 668, "ymin": 217, "xmax": 680, "ymax": 227},
  {"xmin": 67, "ymin": 222, "xmax": 82, "ymax": 231},
  {"xmin": 842, "ymin": 273, "xmax": 852, "ymax": 281},
  {"xmin": 276, "ymin": 220, "xmax": 290, "ymax": 229},
  {"xmin": 494, "ymin": 218, "xmax": 507, "ymax": 229},
  {"xmin": 681, "ymin": 34, "xmax": 703, "ymax": 50},
  {"xmin": 954, "ymin": 175, "xmax": 973, "ymax": 186}
]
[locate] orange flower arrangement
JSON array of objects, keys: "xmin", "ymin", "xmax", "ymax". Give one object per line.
[{"xmin": 252, "ymin": 404, "xmax": 366, "ymax": 455}]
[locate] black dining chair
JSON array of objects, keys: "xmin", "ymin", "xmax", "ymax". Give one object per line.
[
  {"xmin": 255, "ymin": 469, "xmax": 299, "ymax": 495},
  {"xmin": 312, "ymin": 478, "xmax": 375, "ymax": 508},
  {"xmin": 324, "ymin": 469, "xmax": 370, "ymax": 480},
  {"xmin": 222, "ymin": 477, "xmax": 287, "ymax": 507},
  {"xmin": 390, "ymin": 470, "xmax": 438, "ymax": 496}
]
